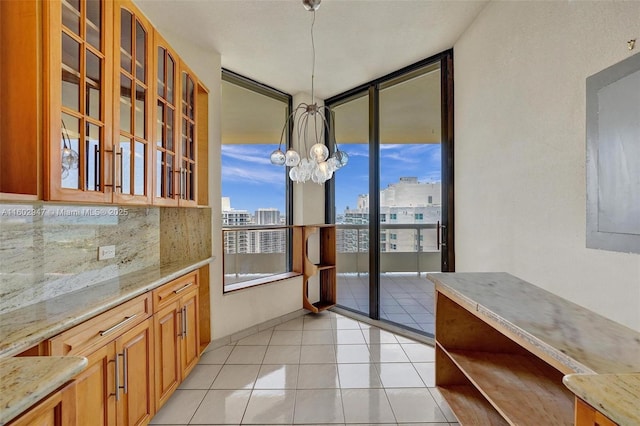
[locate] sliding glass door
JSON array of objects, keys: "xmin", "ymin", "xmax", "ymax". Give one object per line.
[{"xmin": 327, "ymin": 51, "xmax": 454, "ymax": 336}]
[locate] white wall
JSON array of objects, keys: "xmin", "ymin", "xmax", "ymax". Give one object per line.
[{"xmin": 454, "ymin": 1, "xmax": 640, "ymax": 330}]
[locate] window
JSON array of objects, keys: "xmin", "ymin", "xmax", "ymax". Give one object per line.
[
  {"xmin": 428, "ymin": 195, "xmax": 433, "ymax": 204},
  {"xmin": 391, "ymin": 243, "xmax": 397, "ymax": 250},
  {"xmin": 380, "ymin": 214, "xmax": 386, "ymax": 222},
  {"xmin": 390, "ymin": 233, "xmax": 397, "ymax": 240},
  {"xmin": 390, "ymin": 213, "xmax": 397, "ymax": 220},
  {"xmin": 221, "ymin": 70, "xmax": 294, "ymax": 292},
  {"xmin": 415, "ymin": 213, "xmax": 423, "ymax": 220},
  {"xmin": 380, "ymin": 233, "xmax": 386, "ymax": 241}
]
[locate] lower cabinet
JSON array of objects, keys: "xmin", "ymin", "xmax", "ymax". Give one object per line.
[
  {"xmin": 8, "ymin": 381, "xmax": 76, "ymax": 426},
  {"xmin": 43, "ymin": 270, "xmax": 202, "ymax": 426},
  {"xmin": 153, "ymin": 272, "xmax": 200, "ymax": 410}
]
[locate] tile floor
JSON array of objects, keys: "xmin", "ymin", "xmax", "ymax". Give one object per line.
[
  {"xmin": 337, "ymin": 274, "xmax": 436, "ymax": 335},
  {"xmin": 150, "ymin": 310, "xmax": 457, "ymax": 425}
]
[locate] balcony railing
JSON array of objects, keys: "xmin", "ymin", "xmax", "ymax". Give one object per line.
[
  {"xmin": 336, "ymin": 223, "xmax": 441, "ymax": 275},
  {"xmin": 222, "ymin": 223, "xmax": 442, "ymax": 286}
]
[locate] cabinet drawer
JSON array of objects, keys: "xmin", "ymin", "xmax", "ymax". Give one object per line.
[
  {"xmin": 153, "ymin": 271, "xmax": 199, "ymax": 312},
  {"xmin": 47, "ymin": 293, "xmax": 151, "ymax": 356}
]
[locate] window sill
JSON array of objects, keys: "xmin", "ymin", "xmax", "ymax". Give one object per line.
[{"xmin": 223, "ymin": 272, "xmax": 302, "ymax": 293}]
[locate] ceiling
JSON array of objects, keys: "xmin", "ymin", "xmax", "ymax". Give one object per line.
[{"xmin": 134, "ymin": 0, "xmax": 488, "ymax": 100}]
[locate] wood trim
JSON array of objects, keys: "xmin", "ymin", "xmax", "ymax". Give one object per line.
[
  {"xmin": 196, "ymin": 82, "xmax": 209, "ymax": 206},
  {"xmin": 198, "ymin": 264, "xmax": 211, "ymax": 352}
]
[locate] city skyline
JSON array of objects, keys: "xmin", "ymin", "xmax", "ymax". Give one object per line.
[{"xmin": 222, "ymin": 143, "xmax": 442, "ymax": 214}]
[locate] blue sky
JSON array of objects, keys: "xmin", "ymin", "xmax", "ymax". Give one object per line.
[{"xmin": 221, "ymin": 143, "xmax": 441, "ymax": 214}]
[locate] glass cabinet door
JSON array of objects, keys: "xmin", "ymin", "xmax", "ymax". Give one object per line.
[
  {"xmin": 179, "ymin": 67, "xmax": 197, "ymax": 206},
  {"xmin": 153, "ymin": 34, "xmax": 179, "ymax": 206},
  {"xmin": 114, "ymin": 1, "xmax": 152, "ymax": 204},
  {"xmin": 48, "ymin": 0, "xmax": 113, "ymax": 202}
]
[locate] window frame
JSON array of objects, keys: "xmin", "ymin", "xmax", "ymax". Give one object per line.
[{"xmin": 221, "ymin": 69, "xmax": 296, "ymax": 293}]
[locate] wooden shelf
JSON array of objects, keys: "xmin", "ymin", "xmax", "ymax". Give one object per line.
[
  {"xmin": 300, "ymin": 225, "xmax": 336, "ymax": 313},
  {"xmin": 438, "ymin": 385, "xmax": 508, "ymax": 426},
  {"xmin": 445, "ymin": 349, "xmax": 574, "ymax": 425}
]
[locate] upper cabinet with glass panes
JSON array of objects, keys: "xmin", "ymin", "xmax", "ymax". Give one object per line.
[{"xmin": 0, "ymin": 0, "xmax": 208, "ymax": 206}]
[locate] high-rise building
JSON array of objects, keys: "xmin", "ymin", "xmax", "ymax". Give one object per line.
[{"xmin": 341, "ymin": 178, "xmax": 441, "ymax": 253}]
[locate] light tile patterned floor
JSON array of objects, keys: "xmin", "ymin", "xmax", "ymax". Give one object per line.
[
  {"xmin": 337, "ymin": 274, "xmax": 436, "ymax": 335},
  {"xmin": 150, "ymin": 310, "xmax": 458, "ymax": 425}
]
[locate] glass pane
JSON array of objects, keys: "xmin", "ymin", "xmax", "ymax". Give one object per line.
[
  {"xmin": 120, "ymin": 137, "xmax": 131, "ymax": 195},
  {"xmin": 135, "ymin": 84, "xmax": 145, "ymax": 138},
  {"xmin": 182, "ymin": 73, "xmax": 188, "ymax": 115},
  {"xmin": 61, "ymin": 33, "xmax": 81, "ymax": 111},
  {"xmin": 189, "ymin": 162, "xmax": 195, "ymax": 200},
  {"xmin": 188, "ymin": 76, "xmax": 195, "ymax": 119},
  {"xmin": 156, "ymin": 151, "xmax": 162, "ymax": 196},
  {"xmin": 182, "ymin": 118, "xmax": 188, "ymax": 155},
  {"xmin": 166, "ymin": 154, "xmax": 173, "ymax": 197},
  {"xmin": 332, "ymin": 93, "xmax": 370, "ymax": 316},
  {"xmin": 189, "ymin": 124, "xmax": 195, "ymax": 160},
  {"xmin": 61, "ymin": 113, "xmax": 80, "ymax": 189},
  {"xmin": 62, "ymin": 0, "xmax": 80, "ymax": 35},
  {"xmin": 167, "ymin": 55, "xmax": 174, "ymax": 104},
  {"xmin": 85, "ymin": 123, "xmax": 101, "ymax": 191},
  {"xmin": 166, "ymin": 107, "xmax": 174, "ymax": 151},
  {"xmin": 134, "ymin": 141, "xmax": 145, "ymax": 195},
  {"xmin": 135, "ymin": 20, "xmax": 146, "ymax": 82},
  {"xmin": 86, "ymin": 51, "xmax": 101, "ymax": 119},
  {"xmin": 157, "ymin": 47, "xmax": 165, "ymax": 98},
  {"xmin": 378, "ymin": 64, "xmax": 441, "ymax": 335},
  {"xmin": 220, "ymin": 77, "xmax": 291, "ymax": 290},
  {"xmin": 156, "ymin": 102, "xmax": 164, "ymax": 146},
  {"xmin": 120, "ymin": 9, "xmax": 132, "ymax": 73},
  {"xmin": 85, "ymin": 0, "xmax": 101, "ymax": 50},
  {"xmin": 120, "ymin": 75, "xmax": 132, "ymax": 133}
]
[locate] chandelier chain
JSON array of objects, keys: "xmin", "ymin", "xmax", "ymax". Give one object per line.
[{"xmin": 311, "ymin": 10, "xmax": 316, "ymax": 105}]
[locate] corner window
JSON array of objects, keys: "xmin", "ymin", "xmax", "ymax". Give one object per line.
[{"xmin": 221, "ymin": 70, "xmax": 295, "ymax": 292}]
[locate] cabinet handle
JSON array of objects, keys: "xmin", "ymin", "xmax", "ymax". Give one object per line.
[
  {"xmin": 114, "ymin": 353, "xmax": 121, "ymax": 401},
  {"xmin": 182, "ymin": 306, "xmax": 187, "ymax": 338},
  {"xmin": 103, "ymin": 149, "xmax": 122, "ymax": 191},
  {"xmin": 173, "ymin": 282, "xmax": 193, "ymax": 294},
  {"xmin": 123, "ymin": 349, "xmax": 129, "ymax": 395},
  {"xmin": 177, "ymin": 307, "xmax": 183, "ymax": 338},
  {"xmin": 99, "ymin": 314, "xmax": 137, "ymax": 336}
]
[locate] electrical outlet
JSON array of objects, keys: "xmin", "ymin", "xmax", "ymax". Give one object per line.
[{"xmin": 98, "ymin": 245, "xmax": 116, "ymax": 260}]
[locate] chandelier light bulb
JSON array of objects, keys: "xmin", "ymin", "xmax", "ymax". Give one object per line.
[
  {"xmin": 284, "ymin": 149, "xmax": 301, "ymax": 167},
  {"xmin": 61, "ymin": 147, "xmax": 79, "ymax": 170},
  {"xmin": 310, "ymin": 143, "xmax": 329, "ymax": 163},
  {"xmin": 270, "ymin": 149, "xmax": 286, "ymax": 165}
]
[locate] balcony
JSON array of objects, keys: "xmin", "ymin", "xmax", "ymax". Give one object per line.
[{"xmin": 222, "ymin": 223, "xmax": 439, "ymax": 334}]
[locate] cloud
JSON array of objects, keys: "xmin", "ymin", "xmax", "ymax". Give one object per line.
[{"xmin": 222, "ymin": 164, "xmax": 285, "ymax": 185}]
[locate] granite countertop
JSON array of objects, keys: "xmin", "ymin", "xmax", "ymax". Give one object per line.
[
  {"xmin": 0, "ymin": 257, "xmax": 213, "ymax": 358},
  {"xmin": 563, "ymin": 373, "xmax": 640, "ymax": 426},
  {"xmin": 0, "ymin": 356, "xmax": 88, "ymax": 425},
  {"xmin": 427, "ymin": 272, "xmax": 640, "ymax": 375}
]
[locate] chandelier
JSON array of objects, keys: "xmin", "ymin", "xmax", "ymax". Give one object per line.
[{"xmin": 270, "ymin": 0, "xmax": 348, "ymax": 184}]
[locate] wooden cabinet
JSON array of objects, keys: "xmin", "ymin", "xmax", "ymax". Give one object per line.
[
  {"xmin": 7, "ymin": 382, "xmax": 77, "ymax": 426},
  {"xmin": 112, "ymin": 0, "xmax": 153, "ymax": 204},
  {"xmin": 300, "ymin": 225, "xmax": 337, "ymax": 313},
  {"xmin": 45, "ymin": 0, "xmax": 115, "ymax": 203},
  {"xmin": 47, "ymin": 293, "xmax": 154, "ymax": 426},
  {"xmin": 152, "ymin": 271, "xmax": 200, "ymax": 409},
  {"xmin": 575, "ymin": 398, "xmax": 618, "ymax": 426},
  {"xmin": 0, "ymin": 0, "xmax": 207, "ymax": 206}
]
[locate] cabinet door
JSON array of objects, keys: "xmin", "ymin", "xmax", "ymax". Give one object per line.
[
  {"xmin": 116, "ymin": 318, "xmax": 154, "ymax": 426},
  {"xmin": 178, "ymin": 64, "xmax": 197, "ymax": 207},
  {"xmin": 180, "ymin": 288, "xmax": 200, "ymax": 377},
  {"xmin": 8, "ymin": 382, "xmax": 76, "ymax": 426},
  {"xmin": 113, "ymin": 0, "xmax": 153, "ymax": 204},
  {"xmin": 75, "ymin": 343, "xmax": 117, "ymax": 426},
  {"xmin": 45, "ymin": 0, "xmax": 114, "ymax": 203},
  {"xmin": 152, "ymin": 33, "xmax": 179, "ymax": 206},
  {"xmin": 154, "ymin": 301, "xmax": 181, "ymax": 410}
]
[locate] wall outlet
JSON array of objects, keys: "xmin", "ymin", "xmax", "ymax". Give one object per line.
[{"xmin": 98, "ymin": 245, "xmax": 116, "ymax": 260}]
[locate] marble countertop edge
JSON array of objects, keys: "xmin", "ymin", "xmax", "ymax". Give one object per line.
[
  {"xmin": 0, "ymin": 257, "xmax": 214, "ymax": 359},
  {"xmin": 0, "ymin": 356, "xmax": 88, "ymax": 425},
  {"xmin": 563, "ymin": 373, "xmax": 640, "ymax": 426}
]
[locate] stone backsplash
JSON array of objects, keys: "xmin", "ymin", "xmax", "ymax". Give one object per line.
[{"xmin": 0, "ymin": 202, "xmax": 211, "ymax": 314}]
